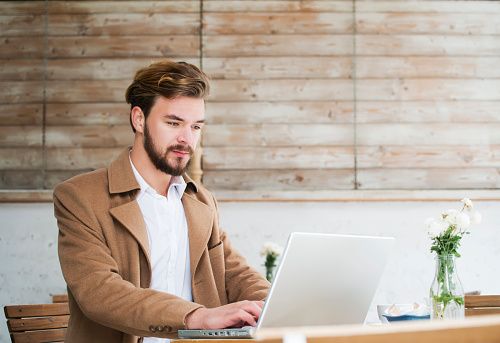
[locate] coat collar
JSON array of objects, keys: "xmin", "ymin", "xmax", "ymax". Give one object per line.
[{"xmin": 108, "ymin": 146, "xmax": 199, "ymax": 195}]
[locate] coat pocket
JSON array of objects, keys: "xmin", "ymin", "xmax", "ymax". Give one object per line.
[{"xmin": 208, "ymin": 241, "xmax": 224, "ymax": 261}]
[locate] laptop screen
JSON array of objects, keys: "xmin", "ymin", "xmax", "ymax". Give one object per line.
[{"xmin": 257, "ymin": 232, "xmax": 395, "ymax": 329}]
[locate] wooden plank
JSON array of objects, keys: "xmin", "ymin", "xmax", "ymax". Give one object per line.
[
  {"xmin": 356, "ymin": 13, "xmax": 500, "ymax": 35},
  {"xmin": 46, "ymin": 80, "xmax": 129, "ymax": 103},
  {"xmin": 203, "ymin": 169, "xmax": 355, "ymax": 191},
  {"xmin": 7, "ymin": 315, "xmax": 69, "ymax": 332},
  {"xmin": 0, "ymin": 104, "xmax": 43, "ymax": 125},
  {"xmin": 45, "ymin": 126, "xmax": 133, "ymax": 148},
  {"xmin": 45, "ymin": 147, "xmax": 125, "ymax": 170},
  {"xmin": 210, "ymin": 79, "xmax": 354, "ymax": 102},
  {"xmin": 203, "ymin": 1, "xmax": 354, "ymax": 13},
  {"xmin": 10, "ymin": 328, "xmax": 66, "ymax": 343},
  {"xmin": 203, "ymin": 124, "xmax": 354, "ymax": 147},
  {"xmin": 203, "ymin": 147, "xmax": 355, "ymax": 169},
  {"xmin": 203, "ymin": 35, "xmax": 353, "ymax": 57},
  {"xmin": 46, "ymin": 103, "xmax": 130, "ymax": 126},
  {"xmin": 48, "ymin": 13, "xmax": 200, "ymax": 36},
  {"xmin": 466, "ymin": 296, "xmax": 500, "ymax": 308},
  {"xmin": 5, "ymin": 303, "xmax": 69, "ymax": 318},
  {"xmin": 0, "ymin": 148, "xmax": 42, "ymax": 169},
  {"xmin": 46, "ymin": 57, "xmax": 200, "ymax": 80},
  {"xmin": 44, "ymin": 170, "xmax": 85, "ymax": 189},
  {"xmin": 0, "ymin": 15, "xmax": 45, "ymax": 36},
  {"xmin": 357, "ymin": 124, "xmax": 500, "ymax": 146},
  {"xmin": 357, "ymin": 79, "xmax": 500, "ymax": 101},
  {"xmin": 44, "ymin": 170, "xmax": 90, "ymax": 189},
  {"xmin": 203, "ymin": 57, "xmax": 353, "ymax": 79},
  {"xmin": 207, "ymin": 189, "xmax": 500, "ymax": 202},
  {"xmin": 0, "ymin": 190, "xmax": 53, "ymax": 202},
  {"xmin": 48, "ymin": 36, "xmax": 200, "ymax": 58},
  {"xmin": 0, "ymin": 60, "xmax": 44, "ymax": 81},
  {"xmin": 48, "ymin": 1, "xmax": 200, "ymax": 14},
  {"xmin": 356, "ymin": 57, "xmax": 500, "ymax": 78},
  {"xmin": 203, "ymin": 13, "xmax": 352, "ymax": 34},
  {"xmin": 0, "ymin": 127, "xmax": 42, "ymax": 147},
  {"xmin": 357, "ymin": 146, "xmax": 500, "ymax": 168},
  {"xmin": 0, "ymin": 81, "xmax": 43, "ymax": 103},
  {"xmin": 206, "ymin": 101, "xmax": 354, "ymax": 124},
  {"xmin": 0, "ymin": 171, "xmax": 42, "ymax": 189},
  {"xmin": 357, "ymin": 168, "xmax": 500, "ymax": 189},
  {"xmin": 0, "ymin": 37, "xmax": 44, "ymax": 58},
  {"xmin": 356, "ymin": 101, "xmax": 500, "ymax": 124},
  {"xmin": 356, "ymin": 1, "xmax": 500, "ymax": 14},
  {"xmin": 356, "ymin": 35, "xmax": 500, "ymax": 56},
  {"xmin": 0, "ymin": 2, "xmax": 46, "ymax": 15},
  {"xmin": 52, "ymin": 294, "xmax": 68, "ymax": 303},
  {"xmin": 466, "ymin": 309, "xmax": 500, "ymax": 317}
]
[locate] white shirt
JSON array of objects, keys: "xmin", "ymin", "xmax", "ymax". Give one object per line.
[{"xmin": 130, "ymin": 156, "xmax": 193, "ymax": 343}]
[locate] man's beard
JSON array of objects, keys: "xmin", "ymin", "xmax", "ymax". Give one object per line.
[{"xmin": 143, "ymin": 123, "xmax": 193, "ymax": 177}]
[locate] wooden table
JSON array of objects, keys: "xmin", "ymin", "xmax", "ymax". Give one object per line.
[{"xmin": 174, "ymin": 314, "xmax": 500, "ymax": 343}]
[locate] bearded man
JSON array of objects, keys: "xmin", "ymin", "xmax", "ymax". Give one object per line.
[{"xmin": 54, "ymin": 61, "xmax": 270, "ymax": 343}]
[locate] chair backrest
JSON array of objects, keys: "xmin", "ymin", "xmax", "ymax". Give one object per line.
[
  {"xmin": 51, "ymin": 294, "xmax": 69, "ymax": 304},
  {"xmin": 465, "ymin": 295, "xmax": 500, "ymax": 316},
  {"xmin": 4, "ymin": 303, "xmax": 70, "ymax": 343}
]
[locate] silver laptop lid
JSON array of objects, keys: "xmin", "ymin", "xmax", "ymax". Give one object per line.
[{"xmin": 257, "ymin": 232, "xmax": 395, "ymax": 329}]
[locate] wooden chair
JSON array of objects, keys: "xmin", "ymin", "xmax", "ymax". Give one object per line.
[
  {"xmin": 4, "ymin": 303, "xmax": 70, "ymax": 343},
  {"xmin": 51, "ymin": 294, "xmax": 68, "ymax": 304},
  {"xmin": 465, "ymin": 295, "xmax": 500, "ymax": 316}
]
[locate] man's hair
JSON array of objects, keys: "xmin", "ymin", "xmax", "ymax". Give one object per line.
[{"xmin": 125, "ymin": 60, "xmax": 211, "ymax": 132}]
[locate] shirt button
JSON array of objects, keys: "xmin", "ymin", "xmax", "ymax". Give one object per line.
[{"xmin": 149, "ymin": 325, "xmax": 156, "ymax": 332}]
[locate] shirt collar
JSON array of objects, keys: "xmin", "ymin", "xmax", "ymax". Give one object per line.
[{"xmin": 129, "ymin": 151, "xmax": 187, "ymax": 200}]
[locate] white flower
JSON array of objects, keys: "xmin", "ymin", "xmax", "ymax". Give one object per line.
[
  {"xmin": 429, "ymin": 221, "xmax": 445, "ymax": 238},
  {"xmin": 472, "ymin": 211, "xmax": 482, "ymax": 225},
  {"xmin": 426, "ymin": 218, "xmax": 448, "ymax": 238},
  {"xmin": 456, "ymin": 212, "xmax": 471, "ymax": 233},
  {"xmin": 443, "ymin": 209, "xmax": 459, "ymax": 226},
  {"xmin": 424, "ymin": 217, "xmax": 435, "ymax": 229},
  {"xmin": 260, "ymin": 242, "xmax": 284, "ymax": 257},
  {"xmin": 461, "ymin": 198, "xmax": 473, "ymax": 211}
]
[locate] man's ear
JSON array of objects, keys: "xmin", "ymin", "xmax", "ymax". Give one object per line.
[{"xmin": 131, "ymin": 106, "xmax": 145, "ymax": 133}]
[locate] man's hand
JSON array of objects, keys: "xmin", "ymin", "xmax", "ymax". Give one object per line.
[{"xmin": 185, "ymin": 300, "xmax": 265, "ymax": 330}]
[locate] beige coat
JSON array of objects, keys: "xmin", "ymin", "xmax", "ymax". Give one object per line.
[{"xmin": 54, "ymin": 148, "xmax": 270, "ymax": 343}]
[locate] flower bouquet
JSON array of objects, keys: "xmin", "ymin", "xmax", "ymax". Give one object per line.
[
  {"xmin": 260, "ymin": 242, "xmax": 284, "ymax": 282},
  {"xmin": 424, "ymin": 198, "xmax": 481, "ymax": 320}
]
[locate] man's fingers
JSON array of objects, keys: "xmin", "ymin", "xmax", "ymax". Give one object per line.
[{"xmin": 186, "ymin": 301, "xmax": 265, "ymax": 330}]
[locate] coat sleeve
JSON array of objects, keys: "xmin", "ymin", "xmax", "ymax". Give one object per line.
[{"xmin": 54, "ymin": 180, "xmax": 203, "ymax": 339}]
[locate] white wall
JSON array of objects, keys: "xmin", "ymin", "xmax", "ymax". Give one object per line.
[{"xmin": 1, "ymin": 200, "xmax": 499, "ymax": 342}]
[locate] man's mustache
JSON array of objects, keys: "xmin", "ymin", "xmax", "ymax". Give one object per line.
[{"xmin": 167, "ymin": 145, "xmax": 194, "ymax": 155}]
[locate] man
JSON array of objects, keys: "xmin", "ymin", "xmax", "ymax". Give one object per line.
[{"xmin": 54, "ymin": 60, "xmax": 270, "ymax": 343}]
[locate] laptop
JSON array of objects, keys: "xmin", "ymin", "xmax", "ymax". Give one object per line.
[{"xmin": 178, "ymin": 232, "xmax": 395, "ymax": 339}]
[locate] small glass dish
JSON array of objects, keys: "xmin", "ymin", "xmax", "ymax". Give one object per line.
[{"xmin": 383, "ymin": 314, "xmax": 430, "ymax": 322}]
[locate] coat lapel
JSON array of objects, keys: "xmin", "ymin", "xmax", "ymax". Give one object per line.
[
  {"xmin": 107, "ymin": 147, "xmax": 151, "ymax": 264},
  {"xmin": 109, "ymin": 201, "xmax": 150, "ymax": 263},
  {"xmin": 183, "ymin": 192, "xmax": 214, "ymax": 276}
]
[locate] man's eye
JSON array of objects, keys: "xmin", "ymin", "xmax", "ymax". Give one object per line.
[
  {"xmin": 193, "ymin": 125, "xmax": 202, "ymax": 130},
  {"xmin": 168, "ymin": 122, "xmax": 179, "ymax": 127}
]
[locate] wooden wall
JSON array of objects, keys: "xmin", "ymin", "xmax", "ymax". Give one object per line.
[
  {"xmin": 1, "ymin": 1, "xmax": 201, "ymax": 189},
  {"xmin": 1, "ymin": 1, "xmax": 500, "ymax": 196}
]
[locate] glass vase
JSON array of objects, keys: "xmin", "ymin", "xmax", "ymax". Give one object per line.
[
  {"xmin": 430, "ymin": 254, "xmax": 465, "ymax": 320},
  {"xmin": 265, "ymin": 266, "xmax": 275, "ymax": 282}
]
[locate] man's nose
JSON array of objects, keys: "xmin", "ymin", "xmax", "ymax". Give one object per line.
[{"xmin": 177, "ymin": 125, "xmax": 193, "ymax": 144}]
